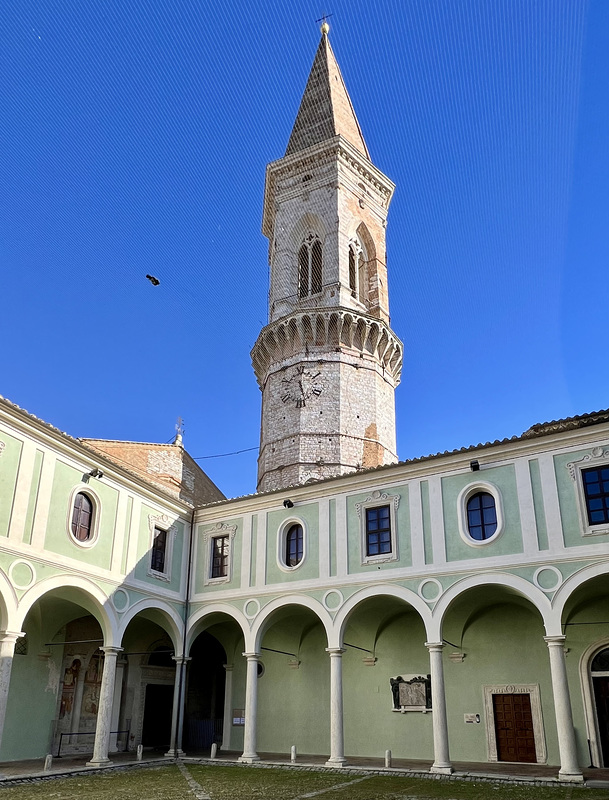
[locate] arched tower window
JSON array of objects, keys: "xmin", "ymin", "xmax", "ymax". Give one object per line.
[
  {"xmin": 298, "ymin": 234, "xmax": 323, "ymax": 298},
  {"xmin": 348, "ymin": 239, "xmax": 368, "ymax": 303}
]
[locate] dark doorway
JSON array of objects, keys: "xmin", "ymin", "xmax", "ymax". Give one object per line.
[
  {"xmin": 142, "ymin": 684, "xmax": 173, "ymax": 748},
  {"xmin": 493, "ymin": 693, "xmax": 536, "ymax": 763},
  {"xmin": 184, "ymin": 631, "xmax": 226, "ymax": 751},
  {"xmin": 593, "ymin": 676, "xmax": 609, "ymax": 766}
]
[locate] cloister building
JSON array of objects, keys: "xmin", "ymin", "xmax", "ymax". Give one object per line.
[{"xmin": 0, "ymin": 26, "xmax": 607, "ymax": 783}]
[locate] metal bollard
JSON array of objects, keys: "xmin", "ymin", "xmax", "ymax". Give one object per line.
[
  {"xmin": 44, "ymin": 754, "xmax": 53, "ymax": 772},
  {"xmin": 137, "ymin": 744, "xmax": 143, "ymax": 761},
  {"xmin": 290, "ymin": 745, "xmax": 297, "ymax": 763},
  {"xmin": 210, "ymin": 743, "xmax": 217, "ymax": 760},
  {"xmin": 385, "ymin": 749, "xmax": 392, "ymax": 768}
]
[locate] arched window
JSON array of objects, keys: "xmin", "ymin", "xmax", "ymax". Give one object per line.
[
  {"xmin": 348, "ymin": 240, "xmax": 367, "ymax": 303},
  {"xmin": 591, "ymin": 647, "xmax": 609, "ymax": 672},
  {"xmin": 71, "ymin": 492, "xmax": 93, "ymax": 541},
  {"xmin": 285, "ymin": 524, "xmax": 304, "ymax": 567},
  {"xmin": 298, "ymin": 234, "xmax": 323, "ymax": 298},
  {"xmin": 466, "ymin": 492, "xmax": 497, "ymax": 541}
]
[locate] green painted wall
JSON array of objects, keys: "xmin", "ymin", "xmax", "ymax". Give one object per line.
[
  {"xmin": 442, "ymin": 465, "xmax": 523, "ymax": 561},
  {"xmin": 0, "ymin": 432, "xmax": 22, "ymax": 537},
  {"xmin": 266, "ymin": 503, "xmax": 319, "ymax": 583},
  {"xmin": 45, "ymin": 462, "xmax": 117, "ymax": 568},
  {"xmin": 529, "ymin": 459, "xmax": 549, "ymax": 550}
]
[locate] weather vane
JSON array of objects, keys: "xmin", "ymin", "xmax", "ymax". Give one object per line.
[{"xmin": 176, "ymin": 416, "xmax": 184, "ymax": 437}]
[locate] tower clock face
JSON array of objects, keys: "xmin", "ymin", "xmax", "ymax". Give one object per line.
[{"xmin": 280, "ymin": 365, "xmax": 326, "ymax": 408}]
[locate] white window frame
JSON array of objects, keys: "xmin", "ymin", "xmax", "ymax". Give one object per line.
[
  {"xmin": 355, "ymin": 489, "xmax": 400, "ymax": 565},
  {"xmin": 276, "ymin": 517, "xmax": 308, "ymax": 573},
  {"xmin": 567, "ymin": 447, "xmax": 609, "ymax": 537},
  {"xmin": 66, "ymin": 484, "xmax": 101, "ymax": 549},
  {"xmin": 202, "ymin": 522, "xmax": 237, "ymax": 586},
  {"xmin": 457, "ymin": 481, "xmax": 504, "ymax": 547},
  {"xmin": 147, "ymin": 513, "xmax": 177, "ymax": 582}
]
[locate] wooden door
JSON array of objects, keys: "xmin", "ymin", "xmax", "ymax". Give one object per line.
[{"xmin": 493, "ymin": 693, "xmax": 537, "ymax": 763}]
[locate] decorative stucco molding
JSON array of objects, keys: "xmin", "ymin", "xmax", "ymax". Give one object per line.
[
  {"xmin": 566, "ymin": 448, "xmax": 609, "ymax": 536},
  {"xmin": 147, "ymin": 513, "xmax": 178, "ymax": 582},
  {"xmin": 483, "ymin": 684, "xmax": 546, "ymax": 763}
]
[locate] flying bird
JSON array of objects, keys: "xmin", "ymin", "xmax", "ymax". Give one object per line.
[{"xmin": 146, "ymin": 274, "xmax": 160, "ymax": 286}]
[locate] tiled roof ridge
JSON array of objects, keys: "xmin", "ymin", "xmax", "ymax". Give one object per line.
[{"xmin": 81, "ymin": 437, "xmax": 182, "ymax": 448}]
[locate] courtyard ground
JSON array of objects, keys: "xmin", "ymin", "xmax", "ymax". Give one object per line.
[{"xmin": 0, "ymin": 763, "xmax": 608, "ymax": 800}]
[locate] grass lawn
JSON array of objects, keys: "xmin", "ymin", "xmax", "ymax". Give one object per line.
[{"xmin": 0, "ymin": 763, "xmax": 607, "ymax": 800}]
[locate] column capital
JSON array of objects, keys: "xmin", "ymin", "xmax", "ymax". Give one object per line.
[
  {"xmin": 172, "ymin": 655, "xmax": 192, "ymax": 666},
  {"xmin": 0, "ymin": 631, "xmax": 25, "ymax": 644},
  {"xmin": 223, "ymin": 663, "xmax": 234, "ymax": 672},
  {"xmin": 101, "ymin": 646, "xmax": 123, "ymax": 657},
  {"xmin": 544, "ymin": 635, "xmax": 567, "ymax": 647},
  {"xmin": 425, "ymin": 641, "xmax": 445, "ymax": 651},
  {"xmin": 325, "ymin": 647, "xmax": 346, "ymax": 656},
  {"xmin": 242, "ymin": 652, "xmax": 260, "ymax": 661}
]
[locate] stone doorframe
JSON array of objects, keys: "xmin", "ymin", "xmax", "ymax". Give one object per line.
[
  {"xmin": 483, "ymin": 684, "xmax": 547, "ymax": 763},
  {"xmin": 580, "ymin": 640, "xmax": 609, "ymax": 768},
  {"xmin": 134, "ymin": 665, "xmax": 175, "ymax": 747}
]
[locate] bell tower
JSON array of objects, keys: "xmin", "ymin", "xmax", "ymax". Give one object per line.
[{"xmin": 252, "ymin": 24, "xmax": 403, "ymax": 492}]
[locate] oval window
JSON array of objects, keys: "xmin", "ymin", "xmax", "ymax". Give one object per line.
[
  {"xmin": 285, "ymin": 523, "xmax": 304, "ymax": 567},
  {"xmin": 71, "ymin": 492, "xmax": 93, "ymax": 542},
  {"xmin": 466, "ymin": 492, "xmax": 497, "ymax": 541}
]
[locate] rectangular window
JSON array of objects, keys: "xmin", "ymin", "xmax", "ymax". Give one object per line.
[
  {"xmin": 211, "ymin": 535, "xmax": 229, "ymax": 578},
  {"xmin": 582, "ymin": 466, "xmax": 609, "ymax": 526},
  {"xmin": 151, "ymin": 527, "xmax": 167, "ymax": 573},
  {"xmin": 365, "ymin": 505, "xmax": 391, "ymax": 557}
]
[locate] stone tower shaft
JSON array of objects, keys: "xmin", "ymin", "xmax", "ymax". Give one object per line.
[{"xmin": 253, "ymin": 29, "xmax": 403, "ymax": 493}]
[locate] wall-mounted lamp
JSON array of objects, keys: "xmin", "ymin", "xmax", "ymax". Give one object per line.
[
  {"xmin": 283, "ymin": 499, "xmax": 294, "ymax": 509},
  {"xmin": 470, "ymin": 460, "xmax": 480, "ymax": 472},
  {"xmin": 89, "ymin": 468, "xmax": 104, "ymax": 479}
]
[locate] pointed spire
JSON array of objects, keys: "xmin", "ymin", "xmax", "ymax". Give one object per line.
[{"xmin": 286, "ymin": 26, "xmax": 370, "ymax": 159}]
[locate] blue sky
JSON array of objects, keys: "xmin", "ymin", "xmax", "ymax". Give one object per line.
[{"xmin": 1, "ymin": 0, "xmax": 607, "ymax": 499}]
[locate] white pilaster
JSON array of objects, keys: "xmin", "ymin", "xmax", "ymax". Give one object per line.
[
  {"xmin": 538, "ymin": 454, "xmax": 565, "ymax": 553},
  {"xmin": 86, "ymin": 646, "xmax": 122, "ymax": 767},
  {"xmin": 30, "ymin": 452, "xmax": 56, "ymax": 550},
  {"xmin": 515, "ymin": 457, "xmax": 539, "ymax": 555},
  {"xmin": 318, "ymin": 497, "xmax": 330, "ymax": 580},
  {"xmin": 255, "ymin": 513, "xmax": 267, "ymax": 588},
  {"xmin": 545, "ymin": 636, "xmax": 583, "ymax": 781},
  {"xmin": 8, "ymin": 440, "xmax": 36, "ymax": 542},
  {"xmin": 239, "ymin": 653, "xmax": 260, "ymax": 763},
  {"xmin": 428, "ymin": 477, "xmax": 446, "ymax": 566},
  {"xmin": 221, "ymin": 664, "xmax": 234, "ymax": 751},
  {"xmin": 0, "ymin": 632, "xmax": 24, "ymax": 753},
  {"xmin": 426, "ymin": 642, "xmax": 453, "ymax": 774},
  {"xmin": 166, "ymin": 656, "xmax": 190, "ymax": 757},
  {"xmin": 335, "ymin": 495, "xmax": 348, "ymax": 578},
  {"xmin": 110, "ymin": 494, "xmax": 129, "ymax": 574},
  {"xmin": 240, "ymin": 516, "xmax": 253, "ymax": 589},
  {"xmin": 325, "ymin": 648, "xmax": 346, "ymax": 767},
  {"xmin": 409, "ymin": 480, "xmax": 425, "ymax": 568}
]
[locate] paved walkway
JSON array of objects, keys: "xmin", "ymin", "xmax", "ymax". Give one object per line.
[{"xmin": 0, "ymin": 749, "xmax": 608, "ymax": 788}]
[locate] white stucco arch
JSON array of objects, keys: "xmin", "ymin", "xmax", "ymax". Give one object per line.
[
  {"xmin": 430, "ymin": 573, "xmax": 552, "ymax": 643},
  {"xmin": 250, "ymin": 594, "xmax": 333, "ymax": 654},
  {"xmin": 186, "ymin": 603, "xmax": 249, "ymax": 654},
  {"xmin": 0, "ymin": 568, "xmax": 19, "ymax": 633},
  {"xmin": 118, "ymin": 598, "xmax": 184, "ymax": 653},
  {"xmin": 332, "ymin": 584, "xmax": 433, "ymax": 649},
  {"xmin": 551, "ymin": 562, "xmax": 609, "ymax": 637},
  {"xmin": 16, "ymin": 575, "xmax": 118, "ymax": 645}
]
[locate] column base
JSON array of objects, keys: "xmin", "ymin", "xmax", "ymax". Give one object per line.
[
  {"xmin": 325, "ymin": 757, "xmax": 347, "ymax": 768},
  {"xmin": 238, "ymin": 754, "xmax": 260, "ymax": 763},
  {"xmin": 86, "ymin": 758, "xmax": 112, "ymax": 768},
  {"xmin": 430, "ymin": 764, "xmax": 453, "ymax": 775},
  {"xmin": 164, "ymin": 749, "xmax": 185, "ymax": 758},
  {"xmin": 558, "ymin": 771, "xmax": 584, "ymax": 783}
]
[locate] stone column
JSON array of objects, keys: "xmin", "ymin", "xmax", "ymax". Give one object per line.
[
  {"xmin": 109, "ymin": 657, "xmax": 126, "ymax": 752},
  {"xmin": 222, "ymin": 664, "xmax": 234, "ymax": 751},
  {"xmin": 166, "ymin": 656, "xmax": 190, "ymax": 757},
  {"xmin": 545, "ymin": 636, "xmax": 583, "ymax": 782},
  {"xmin": 86, "ymin": 646, "xmax": 122, "ymax": 767},
  {"xmin": 0, "ymin": 632, "xmax": 23, "ymax": 754},
  {"xmin": 325, "ymin": 648, "xmax": 346, "ymax": 767},
  {"xmin": 238, "ymin": 653, "xmax": 260, "ymax": 763},
  {"xmin": 426, "ymin": 642, "xmax": 453, "ymax": 774}
]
